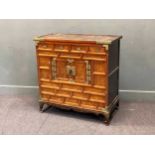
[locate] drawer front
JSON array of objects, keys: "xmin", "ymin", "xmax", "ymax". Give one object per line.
[{"xmin": 37, "ymin": 43, "xmax": 108, "ymax": 111}]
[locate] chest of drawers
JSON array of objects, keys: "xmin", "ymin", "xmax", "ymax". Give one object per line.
[{"xmin": 34, "ymin": 34, "xmax": 122, "ymax": 125}]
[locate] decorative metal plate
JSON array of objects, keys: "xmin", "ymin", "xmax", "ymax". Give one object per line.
[
  {"xmin": 51, "ymin": 58, "xmax": 57, "ymax": 79},
  {"xmin": 85, "ymin": 60, "xmax": 91, "ymax": 84}
]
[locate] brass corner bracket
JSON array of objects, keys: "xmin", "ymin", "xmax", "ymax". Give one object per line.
[
  {"xmin": 96, "ymin": 41, "xmax": 110, "ymax": 51},
  {"xmin": 33, "ymin": 37, "xmax": 43, "ymax": 46},
  {"xmin": 101, "ymin": 96, "xmax": 119, "ymax": 119},
  {"xmin": 103, "ymin": 45, "xmax": 109, "ymax": 51}
]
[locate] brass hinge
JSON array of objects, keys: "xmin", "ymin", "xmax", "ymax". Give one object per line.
[
  {"xmin": 85, "ymin": 60, "xmax": 91, "ymax": 84},
  {"xmin": 51, "ymin": 58, "xmax": 57, "ymax": 80}
]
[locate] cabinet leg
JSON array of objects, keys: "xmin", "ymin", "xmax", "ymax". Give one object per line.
[
  {"xmin": 115, "ymin": 101, "xmax": 119, "ymax": 110},
  {"xmin": 39, "ymin": 102, "xmax": 51, "ymax": 113},
  {"xmin": 104, "ymin": 119, "xmax": 110, "ymax": 126},
  {"xmin": 39, "ymin": 102, "xmax": 44, "ymax": 112},
  {"xmin": 103, "ymin": 114, "xmax": 111, "ymax": 126}
]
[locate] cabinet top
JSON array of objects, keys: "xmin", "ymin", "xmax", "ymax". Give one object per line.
[{"xmin": 34, "ymin": 33, "xmax": 122, "ymax": 45}]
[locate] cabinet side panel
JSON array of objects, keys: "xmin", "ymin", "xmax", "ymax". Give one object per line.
[
  {"xmin": 108, "ymin": 40, "xmax": 120, "ymax": 104},
  {"xmin": 109, "ymin": 40, "xmax": 119, "ymax": 72},
  {"xmin": 109, "ymin": 71, "xmax": 119, "ymax": 104}
]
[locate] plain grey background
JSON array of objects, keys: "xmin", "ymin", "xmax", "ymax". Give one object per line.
[{"xmin": 0, "ymin": 19, "xmax": 155, "ymax": 101}]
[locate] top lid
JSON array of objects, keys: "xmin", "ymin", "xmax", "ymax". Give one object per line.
[{"xmin": 34, "ymin": 33, "xmax": 122, "ymax": 44}]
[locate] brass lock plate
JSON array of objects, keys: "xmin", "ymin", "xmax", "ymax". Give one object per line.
[
  {"xmin": 66, "ymin": 59, "xmax": 76, "ymax": 81},
  {"xmin": 51, "ymin": 58, "xmax": 92, "ymax": 83}
]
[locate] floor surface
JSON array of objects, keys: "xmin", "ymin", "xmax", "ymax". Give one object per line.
[{"xmin": 0, "ymin": 95, "xmax": 155, "ymax": 135}]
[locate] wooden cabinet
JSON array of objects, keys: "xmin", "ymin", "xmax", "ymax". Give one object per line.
[{"xmin": 34, "ymin": 34, "xmax": 122, "ymax": 125}]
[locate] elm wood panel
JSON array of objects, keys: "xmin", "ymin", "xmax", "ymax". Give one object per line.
[
  {"xmin": 56, "ymin": 58, "xmax": 68, "ymax": 81},
  {"xmin": 59, "ymin": 53, "xmax": 82, "ymax": 59},
  {"xmin": 39, "ymin": 57, "xmax": 51, "ymax": 66},
  {"xmin": 37, "ymin": 42, "xmax": 106, "ymax": 54},
  {"xmin": 61, "ymin": 83, "xmax": 83, "ymax": 92},
  {"xmin": 56, "ymin": 90, "xmax": 72, "ymax": 98},
  {"xmin": 40, "ymin": 83, "xmax": 106, "ymax": 98},
  {"xmin": 51, "ymin": 79, "xmax": 91, "ymax": 87},
  {"xmin": 38, "ymin": 50, "xmax": 58, "ymax": 57},
  {"xmin": 65, "ymin": 98, "xmax": 80, "ymax": 106},
  {"xmin": 37, "ymin": 49, "xmax": 106, "ymax": 57},
  {"xmin": 39, "ymin": 70, "xmax": 51, "ymax": 79},
  {"xmin": 74, "ymin": 60, "xmax": 86, "ymax": 83},
  {"xmin": 41, "ymin": 90, "xmax": 55, "ymax": 96},
  {"xmin": 88, "ymin": 46, "xmax": 106, "ymax": 53},
  {"xmin": 37, "ymin": 44, "xmax": 54, "ymax": 51},
  {"xmin": 85, "ymin": 52, "xmax": 106, "ymax": 56},
  {"xmin": 38, "ymin": 53, "xmax": 58, "ymax": 57},
  {"xmin": 59, "ymin": 54, "xmax": 107, "ymax": 61},
  {"xmin": 89, "ymin": 95, "xmax": 106, "ymax": 104},
  {"xmin": 41, "ymin": 97, "xmax": 103, "ymax": 112},
  {"xmin": 83, "ymin": 57, "xmax": 106, "ymax": 61},
  {"xmin": 37, "ymin": 48, "xmax": 53, "ymax": 52},
  {"xmin": 37, "ymin": 43, "xmax": 99, "ymax": 54},
  {"xmin": 54, "ymin": 45, "xmax": 70, "ymax": 53},
  {"xmin": 40, "ymin": 78, "xmax": 107, "ymax": 92},
  {"xmin": 39, "ymin": 66, "xmax": 50, "ymax": 70},
  {"xmin": 40, "ymin": 78, "xmax": 107, "ymax": 90},
  {"xmin": 83, "ymin": 90, "xmax": 106, "ymax": 96},
  {"xmin": 41, "ymin": 90, "xmax": 106, "ymax": 106},
  {"xmin": 61, "ymin": 88, "xmax": 82, "ymax": 93},
  {"xmin": 37, "ymin": 44, "xmax": 107, "ymax": 61},
  {"xmin": 41, "ymin": 81, "xmax": 106, "ymax": 96},
  {"xmin": 83, "ymin": 54, "xmax": 107, "ymax": 61},
  {"xmin": 71, "ymin": 45, "xmax": 88, "ymax": 53},
  {"xmin": 80, "ymin": 101, "xmax": 98, "ymax": 109},
  {"xmin": 72, "ymin": 92, "xmax": 89, "ymax": 101},
  {"xmin": 93, "ymin": 75, "xmax": 107, "ymax": 87},
  {"xmin": 93, "ymin": 61, "xmax": 107, "ymax": 73},
  {"xmin": 41, "ymin": 82, "xmax": 60, "ymax": 89},
  {"xmin": 41, "ymin": 93, "xmax": 65, "ymax": 104},
  {"xmin": 49, "ymin": 96, "xmax": 64, "ymax": 104},
  {"xmin": 83, "ymin": 87, "xmax": 106, "ymax": 95},
  {"xmin": 37, "ymin": 43, "xmax": 54, "ymax": 48},
  {"xmin": 45, "ymin": 96, "xmax": 104, "ymax": 110},
  {"xmin": 41, "ymin": 86, "xmax": 106, "ymax": 105},
  {"xmin": 38, "ymin": 56, "xmax": 51, "ymax": 80},
  {"xmin": 41, "ymin": 94, "xmax": 102, "ymax": 110}
]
